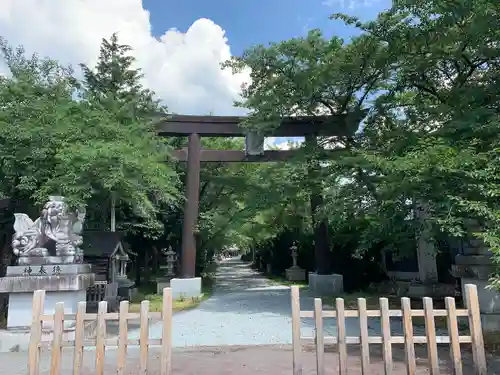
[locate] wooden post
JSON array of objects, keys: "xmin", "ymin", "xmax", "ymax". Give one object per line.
[
  {"xmin": 181, "ymin": 133, "xmax": 201, "ymax": 278},
  {"xmin": 314, "ymin": 298, "xmax": 324, "ymax": 375},
  {"xmin": 423, "ymin": 297, "xmax": 440, "ymax": 375},
  {"xmin": 336, "ymin": 297, "xmax": 347, "ymax": 375},
  {"xmin": 357, "ymin": 298, "xmax": 370, "ymax": 375},
  {"xmin": 464, "ymin": 284, "xmax": 487, "ymax": 375},
  {"xmin": 50, "ymin": 302, "xmax": 64, "ymax": 375},
  {"xmin": 161, "ymin": 288, "xmax": 173, "ymax": 375},
  {"xmin": 95, "ymin": 301, "xmax": 107, "ymax": 375},
  {"xmin": 380, "ymin": 297, "xmax": 393, "ymax": 375},
  {"xmin": 139, "ymin": 300, "xmax": 150, "ymax": 375},
  {"xmin": 445, "ymin": 297, "xmax": 463, "ymax": 375},
  {"xmin": 29, "ymin": 290, "xmax": 45, "ymax": 375},
  {"xmin": 401, "ymin": 297, "xmax": 416, "ymax": 375},
  {"xmin": 72, "ymin": 301, "xmax": 86, "ymax": 375},
  {"xmin": 291, "ymin": 286, "xmax": 302, "ymax": 375},
  {"xmin": 116, "ymin": 300, "xmax": 129, "ymax": 375}
]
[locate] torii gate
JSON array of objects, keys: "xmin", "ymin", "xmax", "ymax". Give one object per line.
[{"xmin": 156, "ymin": 114, "xmax": 361, "ymax": 292}]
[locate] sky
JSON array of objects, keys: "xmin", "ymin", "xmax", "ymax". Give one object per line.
[{"xmin": 0, "ymin": 0, "xmax": 391, "ymax": 148}]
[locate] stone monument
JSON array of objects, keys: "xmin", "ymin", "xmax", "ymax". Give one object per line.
[
  {"xmin": 285, "ymin": 243, "xmax": 306, "ymax": 282},
  {"xmin": 452, "ymin": 225, "xmax": 500, "ymax": 333},
  {"xmin": 0, "ymin": 196, "xmax": 95, "ymax": 330}
]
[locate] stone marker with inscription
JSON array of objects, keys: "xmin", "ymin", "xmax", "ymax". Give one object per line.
[{"xmin": 0, "ymin": 196, "xmax": 95, "ymax": 331}]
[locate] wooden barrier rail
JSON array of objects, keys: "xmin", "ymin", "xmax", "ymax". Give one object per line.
[
  {"xmin": 291, "ymin": 283, "xmax": 487, "ymax": 375},
  {"xmin": 28, "ymin": 288, "xmax": 173, "ymax": 375}
]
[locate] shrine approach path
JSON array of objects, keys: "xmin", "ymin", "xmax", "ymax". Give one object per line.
[{"xmin": 128, "ymin": 257, "xmax": 424, "ymax": 346}]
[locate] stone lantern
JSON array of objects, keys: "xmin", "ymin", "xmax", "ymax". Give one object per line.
[
  {"xmin": 285, "ymin": 242, "xmax": 306, "ymax": 281},
  {"xmin": 156, "ymin": 246, "xmax": 177, "ymax": 294},
  {"xmin": 164, "ymin": 246, "xmax": 177, "ymax": 278}
]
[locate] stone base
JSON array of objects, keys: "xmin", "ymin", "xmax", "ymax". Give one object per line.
[
  {"xmin": 0, "ymin": 263, "xmax": 95, "ymax": 330},
  {"xmin": 407, "ymin": 283, "xmax": 457, "ymax": 298},
  {"xmin": 481, "ymin": 313, "xmax": 500, "ymax": 333},
  {"xmin": 285, "ymin": 267, "xmax": 306, "ymax": 282},
  {"xmin": 7, "ymin": 290, "xmax": 86, "ymax": 330},
  {"xmin": 0, "ymin": 264, "xmax": 95, "ymax": 293},
  {"xmin": 156, "ymin": 277, "xmax": 172, "ymax": 295},
  {"xmin": 308, "ymin": 272, "xmax": 343, "ymax": 296},
  {"xmin": 170, "ymin": 277, "xmax": 202, "ymax": 300},
  {"xmin": 461, "ymin": 278, "xmax": 500, "ymax": 313},
  {"xmin": 0, "ymin": 327, "xmax": 79, "ymax": 352}
]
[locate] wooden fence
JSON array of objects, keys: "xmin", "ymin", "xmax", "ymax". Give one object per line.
[
  {"xmin": 28, "ymin": 287, "xmax": 173, "ymax": 375},
  {"xmin": 291, "ymin": 283, "xmax": 487, "ymax": 375}
]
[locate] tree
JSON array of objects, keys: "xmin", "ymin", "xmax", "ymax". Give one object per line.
[
  {"xmin": 224, "ymin": 0, "xmax": 500, "ymax": 288},
  {"xmin": 0, "ymin": 36, "xmax": 181, "ymax": 232}
]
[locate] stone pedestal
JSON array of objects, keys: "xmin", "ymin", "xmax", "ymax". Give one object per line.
[
  {"xmin": 0, "ymin": 263, "xmax": 95, "ymax": 330},
  {"xmin": 308, "ymin": 272, "xmax": 343, "ymax": 296},
  {"xmin": 452, "ymin": 237, "xmax": 500, "ymax": 333},
  {"xmin": 156, "ymin": 277, "xmax": 171, "ymax": 295},
  {"xmin": 170, "ymin": 277, "xmax": 201, "ymax": 300},
  {"xmin": 286, "ymin": 266, "xmax": 306, "ymax": 282}
]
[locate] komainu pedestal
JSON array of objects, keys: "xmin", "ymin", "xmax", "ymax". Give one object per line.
[
  {"xmin": 0, "ymin": 196, "xmax": 95, "ymax": 330},
  {"xmin": 0, "ymin": 264, "xmax": 94, "ymax": 330}
]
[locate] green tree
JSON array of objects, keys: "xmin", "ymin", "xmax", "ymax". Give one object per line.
[{"xmin": 0, "ymin": 36, "xmax": 181, "ymax": 231}]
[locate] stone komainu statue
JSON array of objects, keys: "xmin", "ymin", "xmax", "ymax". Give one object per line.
[{"xmin": 12, "ymin": 196, "xmax": 86, "ymax": 265}]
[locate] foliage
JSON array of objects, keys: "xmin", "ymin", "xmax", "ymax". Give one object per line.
[
  {"xmin": 0, "ymin": 35, "xmax": 180, "ymax": 227},
  {"xmin": 224, "ymin": 0, "xmax": 500, "ymax": 288}
]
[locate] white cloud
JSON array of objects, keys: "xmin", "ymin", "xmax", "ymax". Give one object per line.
[{"xmin": 0, "ymin": 0, "xmax": 249, "ymax": 115}]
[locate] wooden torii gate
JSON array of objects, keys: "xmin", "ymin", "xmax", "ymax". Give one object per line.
[{"xmin": 156, "ymin": 114, "xmax": 360, "ymax": 279}]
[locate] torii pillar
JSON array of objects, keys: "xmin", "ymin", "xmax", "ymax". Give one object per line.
[{"xmin": 181, "ymin": 133, "xmax": 201, "ymax": 278}]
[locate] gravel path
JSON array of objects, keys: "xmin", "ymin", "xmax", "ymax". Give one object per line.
[
  {"xmin": 129, "ymin": 257, "xmax": 319, "ymax": 346},
  {"xmin": 128, "ymin": 257, "xmax": 430, "ymax": 347}
]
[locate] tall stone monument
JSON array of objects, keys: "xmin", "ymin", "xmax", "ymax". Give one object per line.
[{"xmin": 0, "ymin": 196, "xmax": 95, "ymax": 330}]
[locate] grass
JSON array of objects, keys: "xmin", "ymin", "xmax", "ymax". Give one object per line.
[
  {"xmin": 129, "ymin": 262, "xmax": 217, "ymax": 313},
  {"xmin": 265, "ymin": 274, "xmax": 308, "ymax": 288},
  {"xmin": 129, "ymin": 286, "xmax": 212, "ymax": 313}
]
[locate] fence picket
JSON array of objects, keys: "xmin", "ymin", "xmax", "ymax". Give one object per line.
[
  {"xmin": 401, "ymin": 297, "xmax": 416, "ymax": 375},
  {"xmin": 95, "ymin": 301, "xmax": 107, "ymax": 375},
  {"xmin": 49, "ymin": 302, "xmax": 64, "ymax": 375},
  {"xmin": 139, "ymin": 300, "xmax": 150, "ymax": 375},
  {"xmin": 380, "ymin": 297, "xmax": 393, "ymax": 375},
  {"xmin": 290, "ymin": 285, "xmax": 302, "ymax": 375},
  {"xmin": 160, "ymin": 287, "xmax": 173, "ymax": 375},
  {"xmin": 357, "ymin": 298, "xmax": 370, "ymax": 375},
  {"xmin": 314, "ymin": 298, "xmax": 324, "ymax": 375},
  {"xmin": 116, "ymin": 300, "xmax": 129, "ymax": 375},
  {"xmin": 291, "ymin": 286, "xmax": 302, "ymax": 375},
  {"xmin": 423, "ymin": 297, "xmax": 440, "ymax": 375},
  {"xmin": 72, "ymin": 301, "xmax": 86, "ymax": 375},
  {"xmin": 336, "ymin": 297, "xmax": 347, "ymax": 375},
  {"xmin": 29, "ymin": 290, "xmax": 45, "ymax": 375},
  {"xmin": 464, "ymin": 284, "xmax": 487, "ymax": 375},
  {"xmin": 445, "ymin": 297, "xmax": 463, "ymax": 375}
]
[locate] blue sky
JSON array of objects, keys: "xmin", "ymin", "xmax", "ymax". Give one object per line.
[
  {"xmin": 142, "ymin": 0, "xmax": 390, "ymax": 148},
  {"xmin": 143, "ymin": 0, "xmax": 391, "ymax": 56}
]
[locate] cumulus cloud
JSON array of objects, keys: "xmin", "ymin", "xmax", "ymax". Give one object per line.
[{"xmin": 0, "ymin": 0, "xmax": 249, "ymax": 115}]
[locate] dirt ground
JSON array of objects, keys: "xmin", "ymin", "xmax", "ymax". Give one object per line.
[{"xmin": 6, "ymin": 344, "xmax": 500, "ymax": 375}]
